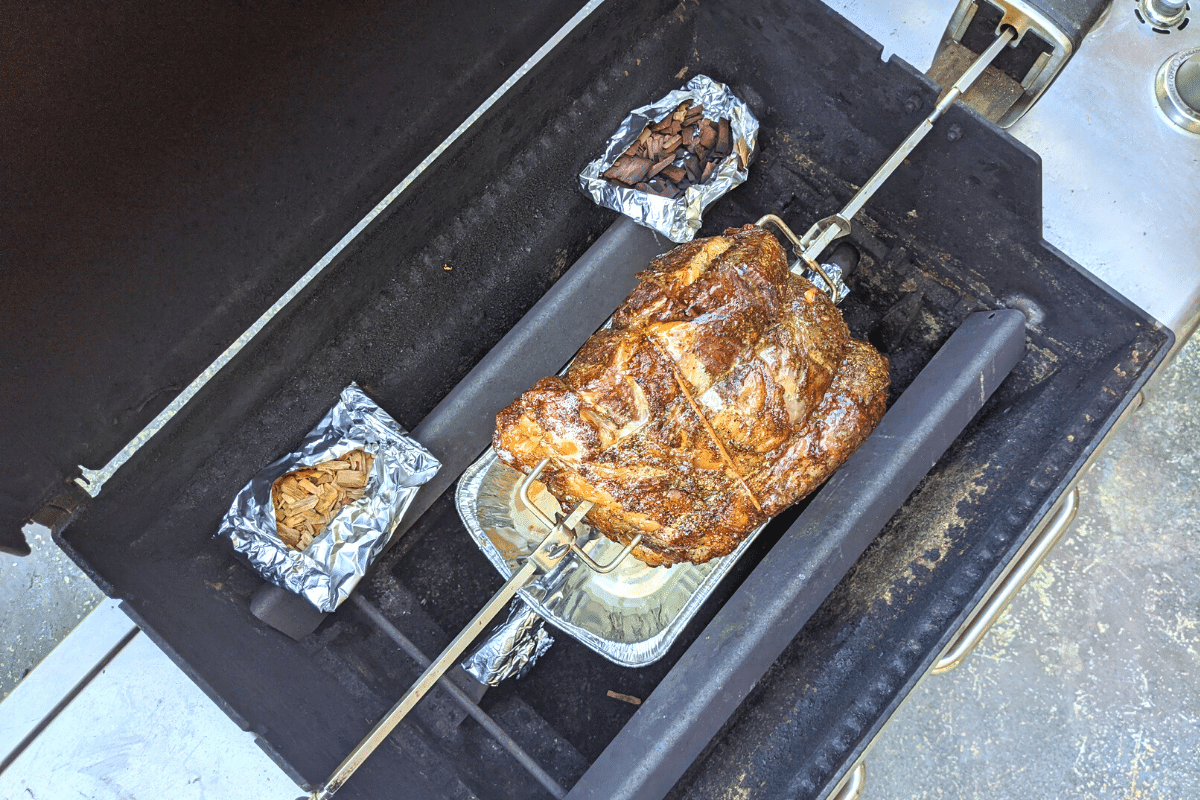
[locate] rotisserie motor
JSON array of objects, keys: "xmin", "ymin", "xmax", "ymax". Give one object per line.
[{"xmin": 493, "ymin": 224, "xmax": 889, "ymax": 566}]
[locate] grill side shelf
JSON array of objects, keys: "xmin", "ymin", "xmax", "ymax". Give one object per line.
[{"xmin": 566, "ymin": 309, "xmax": 1028, "ymax": 800}]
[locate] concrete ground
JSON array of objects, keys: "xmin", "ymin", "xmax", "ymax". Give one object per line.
[
  {"xmin": 864, "ymin": 337, "xmax": 1200, "ymax": 799},
  {"xmin": 0, "ymin": 529, "xmax": 103, "ymax": 699},
  {"xmin": 2, "ymin": 335, "xmax": 1197, "ymax": 795}
]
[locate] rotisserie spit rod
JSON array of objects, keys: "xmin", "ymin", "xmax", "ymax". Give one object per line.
[
  {"xmin": 788, "ymin": 25, "xmax": 1018, "ymax": 271},
  {"xmin": 310, "ymin": 462, "xmax": 642, "ymax": 800}
]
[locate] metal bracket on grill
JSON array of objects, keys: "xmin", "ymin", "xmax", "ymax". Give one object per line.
[{"xmin": 933, "ymin": 0, "xmax": 1095, "ymax": 127}]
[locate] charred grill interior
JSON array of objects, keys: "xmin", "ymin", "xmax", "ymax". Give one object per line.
[
  {"xmin": 494, "ymin": 225, "xmax": 888, "ymax": 566},
  {"xmin": 54, "ymin": 0, "xmax": 1169, "ymax": 798}
]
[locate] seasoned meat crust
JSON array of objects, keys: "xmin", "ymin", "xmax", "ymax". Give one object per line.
[{"xmin": 493, "ymin": 225, "xmax": 889, "ymax": 566}]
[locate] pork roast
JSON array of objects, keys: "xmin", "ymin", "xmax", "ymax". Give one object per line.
[{"xmin": 493, "ymin": 224, "xmax": 889, "ymax": 566}]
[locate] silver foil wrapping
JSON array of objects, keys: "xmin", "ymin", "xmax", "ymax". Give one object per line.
[
  {"xmin": 579, "ymin": 74, "xmax": 760, "ymax": 243},
  {"xmin": 800, "ymin": 260, "xmax": 850, "ymax": 305},
  {"xmin": 461, "ymin": 599, "xmax": 554, "ymax": 685},
  {"xmin": 219, "ymin": 384, "xmax": 441, "ymax": 612}
]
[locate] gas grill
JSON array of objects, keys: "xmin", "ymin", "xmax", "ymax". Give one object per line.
[{"xmin": 8, "ymin": 0, "xmax": 1199, "ymax": 798}]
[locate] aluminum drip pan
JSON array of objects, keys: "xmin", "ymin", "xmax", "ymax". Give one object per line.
[{"xmin": 455, "ymin": 447, "xmax": 765, "ymax": 666}]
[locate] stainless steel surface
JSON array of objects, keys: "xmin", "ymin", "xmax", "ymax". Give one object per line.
[
  {"xmin": 1141, "ymin": 0, "xmax": 1189, "ymax": 27},
  {"xmin": 860, "ymin": 336, "xmax": 1200, "ymax": 800},
  {"xmin": 939, "ymin": 0, "xmax": 1076, "ymax": 126},
  {"xmin": 349, "ymin": 595, "xmax": 567, "ymax": 800},
  {"xmin": 829, "ymin": 761, "xmax": 866, "ymax": 800},
  {"xmin": 1155, "ymin": 46, "xmax": 1200, "ymax": 133},
  {"xmin": 65, "ymin": 0, "xmax": 609, "ymax": 501},
  {"xmin": 0, "ymin": 608, "xmax": 300, "ymax": 800},
  {"xmin": 932, "ymin": 487, "xmax": 1080, "ymax": 673},
  {"xmin": 313, "ymin": 487, "xmax": 590, "ymax": 799},
  {"xmin": 823, "ymin": 0, "xmax": 1200, "ymax": 347},
  {"xmin": 1177, "ymin": 50, "xmax": 1200, "ymax": 108},
  {"xmin": 794, "ymin": 28, "xmax": 1016, "ymax": 268}
]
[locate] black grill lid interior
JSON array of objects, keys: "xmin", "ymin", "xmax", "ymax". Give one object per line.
[
  {"xmin": 51, "ymin": 1, "xmax": 1169, "ymax": 798},
  {"xmin": 0, "ymin": 0, "xmax": 591, "ymax": 554}
]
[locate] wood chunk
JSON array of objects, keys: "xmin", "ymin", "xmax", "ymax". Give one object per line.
[
  {"xmin": 602, "ymin": 154, "xmax": 654, "ymax": 186},
  {"xmin": 297, "ymin": 478, "xmax": 319, "ymax": 495},
  {"xmin": 660, "ymin": 133, "xmax": 682, "ymax": 153},
  {"xmin": 684, "ymin": 152, "xmax": 702, "ymax": 182},
  {"xmin": 647, "ymin": 155, "xmax": 676, "ymax": 179},
  {"xmin": 702, "ymin": 160, "xmax": 715, "ymax": 182},
  {"xmin": 699, "ymin": 120, "xmax": 717, "ymax": 148},
  {"xmin": 717, "ymin": 118, "xmax": 731, "ymax": 154},
  {"xmin": 661, "ymin": 165, "xmax": 687, "ymax": 183}
]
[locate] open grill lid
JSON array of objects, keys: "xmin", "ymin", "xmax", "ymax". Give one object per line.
[
  {"xmin": 24, "ymin": 0, "xmax": 1172, "ymax": 798},
  {"xmin": 0, "ymin": 0, "xmax": 594, "ymax": 555}
]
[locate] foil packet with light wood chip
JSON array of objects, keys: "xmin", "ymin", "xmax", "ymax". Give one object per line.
[{"xmin": 219, "ymin": 383, "xmax": 440, "ymax": 612}]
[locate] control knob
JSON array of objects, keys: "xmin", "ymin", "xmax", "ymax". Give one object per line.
[{"xmin": 1156, "ymin": 47, "xmax": 1200, "ymax": 133}]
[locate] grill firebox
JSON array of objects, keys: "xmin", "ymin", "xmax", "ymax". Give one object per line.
[{"xmin": 55, "ymin": 1, "xmax": 1169, "ymax": 798}]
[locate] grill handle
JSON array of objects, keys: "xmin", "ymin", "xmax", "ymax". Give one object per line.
[{"xmin": 932, "ymin": 487, "xmax": 1080, "ymax": 673}]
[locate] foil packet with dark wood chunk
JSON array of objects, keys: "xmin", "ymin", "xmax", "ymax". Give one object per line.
[
  {"xmin": 601, "ymin": 100, "xmax": 743, "ymax": 199},
  {"xmin": 579, "ymin": 74, "xmax": 759, "ymax": 243}
]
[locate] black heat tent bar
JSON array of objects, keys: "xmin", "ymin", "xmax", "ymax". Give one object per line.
[{"xmin": 567, "ymin": 309, "xmax": 1028, "ymax": 800}]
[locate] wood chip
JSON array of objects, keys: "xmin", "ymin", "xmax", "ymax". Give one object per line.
[
  {"xmin": 606, "ymin": 690, "xmax": 642, "ymax": 705},
  {"xmin": 336, "ymin": 470, "xmax": 367, "ymax": 488},
  {"xmin": 735, "ymin": 137, "xmax": 751, "ymax": 170},
  {"xmin": 646, "ymin": 155, "xmax": 676, "ymax": 179},
  {"xmin": 286, "ymin": 494, "xmax": 319, "ymax": 512},
  {"xmin": 272, "ymin": 448, "xmax": 374, "ymax": 551},
  {"xmin": 717, "ymin": 118, "xmax": 731, "ymax": 154}
]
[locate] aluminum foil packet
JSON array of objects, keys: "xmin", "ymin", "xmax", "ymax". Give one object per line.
[
  {"xmin": 461, "ymin": 599, "xmax": 554, "ymax": 686},
  {"xmin": 579, "ymin": 74, "xmax": 760, "ymax": 243},
  {"xmin": 219, "ymin": 383, "xmax": 441, "ymax": 612}
]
